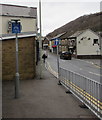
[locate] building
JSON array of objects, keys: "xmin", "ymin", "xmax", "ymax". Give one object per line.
[
  {"xmin": 1, "ymin": 33, "xmax": 36, "ymax": 80},
  {"xmin": 55, "ymin": 29, "xmax": 101, "ymax": 59},
  {"xmin": 0, "ymin": 4, "xmax": 37, "ymax": 34},
  {"xmin": 61, "ymin": 29, "xmax": 101, "ymax": 59},
  {"xmin": 49, "ymin": 32, "xmax": 66, "ymax": 53},
  {"xmin": 43, "ymin": 37, "xmax": 49, "ymax": 50},
  {"xmin": 0, "ymin": 4, "xmax": 37, "ymax": 80}
]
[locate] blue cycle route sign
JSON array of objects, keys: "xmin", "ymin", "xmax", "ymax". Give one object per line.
[
  {"xmin": 12, "ymin": 22, "xmax": 21, "ymax": 34},
  {"xmin": 54, "ymin": 38, "xmax": 60, "ymax": 46}
]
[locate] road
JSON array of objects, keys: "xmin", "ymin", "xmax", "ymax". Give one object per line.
[{"xmin": 46, "ymin": 51, "xmax": 101, "ymax": 83}]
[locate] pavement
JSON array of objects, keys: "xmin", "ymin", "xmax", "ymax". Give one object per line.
[{"xmin": 2, "ymin": 61, "xmax": 100, "ymax": 119}]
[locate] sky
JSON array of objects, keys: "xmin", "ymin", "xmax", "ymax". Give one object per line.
[{"xmin": 0, "ymin": 0, "xmax": 101, "ymax": 36}]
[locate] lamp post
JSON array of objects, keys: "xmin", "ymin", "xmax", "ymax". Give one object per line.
[{"xmin": 39, "ymin": 0, "xmax": 43, "ymax": 79}]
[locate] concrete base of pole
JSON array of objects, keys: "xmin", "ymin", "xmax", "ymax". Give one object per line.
[
  {"xmin": 66, "ymin": 90, "xmax": 72, "ymax": 94},
  {"xmin": 79, "ymin": 104, "xmax": 88, "ymax": 109},
  {"xmin": 58, "ymin": 81, "xmax": 62, "ymax": 85},
  {"xmin": 15, "ymin": 73, "xmax": 20, "ymax": 99}
]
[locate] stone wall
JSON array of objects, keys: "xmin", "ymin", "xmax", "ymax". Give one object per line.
[{"xmin": 2, "ymin": 36, "xmax": 36, "ymax": 80}]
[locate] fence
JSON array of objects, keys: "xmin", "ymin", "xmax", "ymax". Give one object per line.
[{"xmin": 59, "ymin": 67, "xmax": 102, "ymax": 120}]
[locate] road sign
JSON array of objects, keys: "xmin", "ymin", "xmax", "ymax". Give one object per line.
[
  {"xmin": 54, "ymin": 38, "xmax": 59, "ymax": 46},
  {"xmin": 12, "ymin": 21, "xmax": 21, "ymax": 33}
]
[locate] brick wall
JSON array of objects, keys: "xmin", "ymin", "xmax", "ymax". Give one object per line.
[{"xmin": 2, "ymin": 36, "xmax": 36, "ymax": 80}]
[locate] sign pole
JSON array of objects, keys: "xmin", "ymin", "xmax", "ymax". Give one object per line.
[
  {"xmin": 56, "ymin": 39, "xmax": 61, "ymax": 85},
  {"xmin": 15, "ymin": 33, "xmax": 20, "ymax": 98},
  {"xmin": 11, "ymin": 19, "xmax": 21, "ymax": 98},
  {"xmin": 57, "ymin": 44, "xmax": 59, "ymax": 77}
]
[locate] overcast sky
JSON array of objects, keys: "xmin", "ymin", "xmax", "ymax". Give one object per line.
[{"xmin": 0, "ymin": 0, "xmax": 101, "ymax": 36}]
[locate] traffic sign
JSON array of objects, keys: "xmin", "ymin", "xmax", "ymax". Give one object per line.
[
  {"xmin": 12, "ymin": 21, "xmax": 21, "ymax": 33},
  {"xmin": 54, "ymin": 38, "xmax": 60, "ymax": 46}
]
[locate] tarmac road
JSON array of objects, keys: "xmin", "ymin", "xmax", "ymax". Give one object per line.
[{"xmin": 47, "ymin": 52, "xmax": 101, "ymax": 83}]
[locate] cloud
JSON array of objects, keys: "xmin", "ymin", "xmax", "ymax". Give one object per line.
[
  {"xmin": 0, "ymin": 0, "xmax": 101, "ymax": 36},
  {"xmin": 41, "ymin": 2, "xmax": 100, "ymax": 36}
]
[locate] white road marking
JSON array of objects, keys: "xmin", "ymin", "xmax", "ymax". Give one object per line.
[
  {"xmin": 46, "ymin": 59, "xmax": 100, "ymax": 79},
  {"xmin": 89, "ymin": 71, "xmax": 101, "ymax": 76},
  {"xmin": 45, "ymin": 61, "xmax": 58, "ymax": 78},
  {"xmin": 77, "ymin": 59, "xmax": 101, "ymax": 68}
]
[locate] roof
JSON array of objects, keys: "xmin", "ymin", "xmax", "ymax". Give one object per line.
[
  {"xmin": 96, "ymin": 32, "xmax": 102, "ymax": 37},
  {"xmin": 0, "ymin": 31, "xmax": 37, "ymax": 40},
  {"xmin": 51, "ymin": 32, "xmax": 66, "ymax": 40},
  {"xmin": 0, "ymin": 4, "xmax": 37, "ymax": 18},
  {"xmin": 69, "ymin": 29, "xmax": 99, "ymax": 38},
  {"xmin": 69, "ymin": 30, "xmax": 85, "ymax": 38}
]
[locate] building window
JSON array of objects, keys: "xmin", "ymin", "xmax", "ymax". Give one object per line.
[
  {"xmin": 88, "ymin": 38, "xmax": 91, "ymax": 40},
  {"xmin": 93, "ymin": 39, "xmax": 98, "ymax": 44}
]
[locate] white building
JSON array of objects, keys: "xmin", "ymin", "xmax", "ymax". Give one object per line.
[
  {"xmin": 0, "ymin": 4, "xmax": 37, "ymax": 34},
  {"xmin": 69, "ymin": 29, "xmax": 101, "ymax": 58}
]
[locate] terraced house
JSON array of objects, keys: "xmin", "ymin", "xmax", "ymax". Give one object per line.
[
  {"xmin": 59, "ymin": 29, "xmax": 101, "ymax": 59},
  {"xmin": 67, "ymin": 29, "xmax": 101, "ymax": 59},
  {"xmin": 0, "ymin": 4, "xmax": 37, "ymax": 80}
]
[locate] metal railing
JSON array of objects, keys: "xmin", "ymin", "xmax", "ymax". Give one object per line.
[{"xmin": 59, "ymin": 67, "xmax": 102, "ymax": 120}]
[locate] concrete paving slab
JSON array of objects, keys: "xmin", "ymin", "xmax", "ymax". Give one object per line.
[{"xmin": 2, "ymin": 62, "xmax": 99, "ymax": 119}]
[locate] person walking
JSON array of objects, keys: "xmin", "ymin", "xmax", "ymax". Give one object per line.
[{"xmin": 42, "ymin": 53, "xmax": 47, "ymax": 63}]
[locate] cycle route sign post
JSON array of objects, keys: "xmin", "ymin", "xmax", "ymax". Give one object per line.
[
  {"xmin": 11, "ymin": 19, "xmax": 21, "ymax": 98},
  {"xmin": 55, "ymin": 38, "xmax": 60, "ymax": 84}
]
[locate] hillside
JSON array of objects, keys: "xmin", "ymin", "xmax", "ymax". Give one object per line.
[{"xmin": 46, "ymin": 12, "xmax": 102, "ymax": 39}]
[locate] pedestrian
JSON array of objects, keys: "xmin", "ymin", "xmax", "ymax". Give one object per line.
[{"xmin": 42, "ymin": 53, "xmax": 47, "ymax": 63}]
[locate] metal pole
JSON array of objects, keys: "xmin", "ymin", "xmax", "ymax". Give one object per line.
[
  {"xmin": 15, "ymin": 33, "xmax": 20, "ymax": 98},
  {"xmin": 57, "ymin": 44, "xmax": 61, "ymax": 85},
  {"xmin": 39, "ymin": 0, "xmax": 42, "ymax": 79},
  {"xmin": 56, "ymin": 40, "xmax": 61, "ymax": 85},
  {"xmin": 57, "ymin": 45, "xmax": 59, "ymax": 77}
]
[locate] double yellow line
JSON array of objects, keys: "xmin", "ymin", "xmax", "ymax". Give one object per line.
[{"xmin": 61, "ymin": 78, "xmax": 102, "ymax": 110}]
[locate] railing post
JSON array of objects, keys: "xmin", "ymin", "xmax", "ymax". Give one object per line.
[
  {"xmin": 99, "ymin": 84, "xmax": 102, "ymax": 118},
  {"xmin": 66, "ymin": 71, "xmax": 72, "ymax": 94}
]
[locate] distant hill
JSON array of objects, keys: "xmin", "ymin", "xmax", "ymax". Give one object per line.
[{"xmin": 46, "ymin": 12, "xmax": 102, "ymax": 39}]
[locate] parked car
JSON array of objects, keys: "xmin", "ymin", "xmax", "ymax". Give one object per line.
[{"xmin": 60, "ymin": 51, "xmax": 72, "ymax": 60}]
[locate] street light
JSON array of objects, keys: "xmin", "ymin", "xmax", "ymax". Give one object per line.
[{"xmin": 39, "ymin": 0, "xmax": 43, "ymax": 79}]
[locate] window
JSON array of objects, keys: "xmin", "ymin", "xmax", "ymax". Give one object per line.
[
  {"xmin": 93, "ymin": 39, "xmax": 98, "ymax": 44},
  {"xmin": 78, "ymin": 41, "xmax": 81, "ymax": 44}
]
